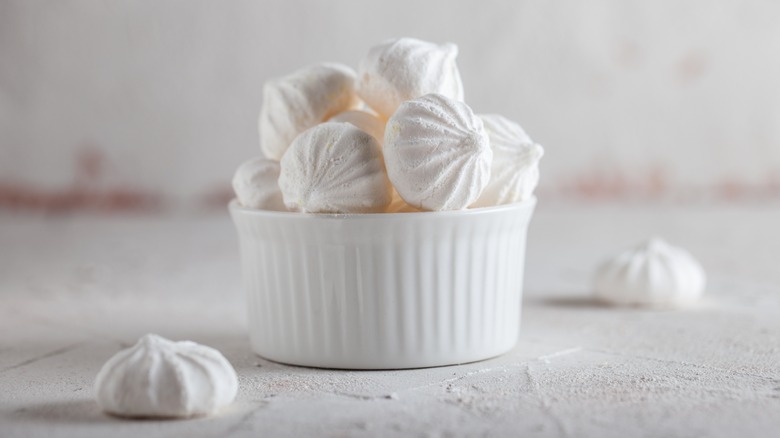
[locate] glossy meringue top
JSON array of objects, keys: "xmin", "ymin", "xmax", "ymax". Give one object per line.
[
  {"xmin": 94, "ymin": 334, "xmax": 238, "ymax": 418},
  {"xmin": 594, "ymin": 238, "xmax": 706, "ymax": 307},
  {"xmin": 357, "ymin": 38, "xmax": 464, "ymax": 118},
  {"xmin": 383, "ymin": 93, "xmax": 491, "ymax": 211},
  {"xmin": 278, "ymin": 122, "xmax": 392, "ymax": 213},
  {"xmin": 259, "ymin": 63, "xmax": 359, "ymax": 160},
  {"xmin": 471, "ymin": 114, "xmax": 544, "ymax": 207}
]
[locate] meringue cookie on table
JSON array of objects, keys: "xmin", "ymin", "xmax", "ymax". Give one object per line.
[
  {"xmin": 594, "ymin": 238, "xmax": 706, "ymax": 307},
  {"xmin": 259, "ymin": 63, "xmax": 360, "ymax": 160},
  {"xmin": 357, "ymin": 38, "xmax": 464, "ymax": 118},
  {"xmin": 471, "ymin": 114, "xmax": 544, "ymax": 207},
  {"xmin": 384, "ymin": 93, "xmax": 492, "ymax": 211},
  {"xmin": 278, "ymin": 122, "xmax": 392, "ymax": 213},
  {"xmin": 94, "ymin": 334, "xmax": 238, "ymax": 418},
  {"xmin": 232, "ymin": 157, "xmax": 286, "ymax": 211},
  {"xmin": 328, "ymin": 110, "xmax": 386, "ymax": 144}
]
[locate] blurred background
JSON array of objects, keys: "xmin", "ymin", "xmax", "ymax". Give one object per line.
[{"xmin": 2, "ymin": 0, "xmax": 780, "ymax": 213}]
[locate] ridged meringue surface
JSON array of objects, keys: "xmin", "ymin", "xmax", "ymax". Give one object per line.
[
  {"xmin": 278, "ymin": 122, "xmax": 392, "ymax": 213},
  {"xmin": 594, "ymin": 238, "xmax": 706, "ymax": 307},
  {"xmin": 384, "ymin": 94, "xmax": 492, "ymax": 211},
  {"xmin": 357, "ymin": 38, "xmax": 464, "ymax": 118},
  {"xmin": 259, "ymin": 63, "xmax": 359, "ymax": 160},
  {"xmin": 94, "ymin": 334, "xmax": 238, "ymax": 418},
  {"xmin": 232, "ymin": 157, "xmax": 286, "ymax": 211},
  {"xmin": 328, "ymin": 110, "xmax": 386, "ymax": 144},
  {"xmin": 471, "ymin": 114, "xmax": 544, "ymax": 207}
]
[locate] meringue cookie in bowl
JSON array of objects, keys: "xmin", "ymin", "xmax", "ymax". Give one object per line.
[
  {"xmin": 259, "ymin": 63, "xmax": 359, "ymax": 160},
  {"xmin": 328, "ymin": 110, "xmax": 386, "ymax": 143},
  {"xmin": 471, "ymin": 115, "xmax": 544, "ymax": 207},
  {"xmin": 230, "ymin": 37, "xmax": 543, "ymax": 369},
  {"xmin": 384, "ymin": 93, "xmax": 492, "ymax": 211},
  {"xmin": 594, "ymin": 238, "xmax": 706, "ymax": 307},
  {"xmin": 94, "ymin": 334, "xmax": 238, "ymax": 418},
  {"xmin": 232, "ymin": 157, "xmax": 286, "ymax": 211},
  {"xmin": 279, "ymin": 122, "xmax": 392, "ymax": 213},
  {"xmin": 357, "ymin": 37, "xmax": 464, "ymax": 118}
]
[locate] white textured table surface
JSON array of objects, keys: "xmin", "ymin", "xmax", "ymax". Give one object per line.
[{"xmin": 1, "ymin": 203, "xmax": 779, "ymax": 437}]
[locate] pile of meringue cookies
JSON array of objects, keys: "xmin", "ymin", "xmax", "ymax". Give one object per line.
[
  {"xmin": 88, "ymin": 37, "xmax": 707, "ymax": 421},
  {"xmin": 232, "ymin": 37, "xmax": 544, "ymax": 214}
]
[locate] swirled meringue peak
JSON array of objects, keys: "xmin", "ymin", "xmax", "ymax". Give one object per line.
[
  {"xmin": 471, "ymin": 114, "xmax": 544, "ymax": 207},
  {"xmin": 94, "ymin": 334, "xmax": 238, "ymax": 418},
  {"xmin": 279, "ymin": 122, "xmax": 392, "ymax": 213},
  {"xmin": 594, "ymin": 238, "xmax": 706, "ymax": 308},
  {"xmin": 232, "ymin": 157, "xmax": 286, "ymax": 211},
  {"xmin": 357, "ymin": 38, "xmax": 464, "ymax": 118},
  {"xmin": 384, "ymin": 94, "xmax": 491, "ymax": 211},
  {"xmin": 328, "ymin": 110, "xmax": 386, "ymax": 144},
  {"xmin": 259, "ymin": 63, "xmax": 359, "ymax": 160}
]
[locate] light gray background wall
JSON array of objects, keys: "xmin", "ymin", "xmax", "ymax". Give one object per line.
[{"xmin": 2, "ymin": 0, "xmax": 780, "ymax": 208}]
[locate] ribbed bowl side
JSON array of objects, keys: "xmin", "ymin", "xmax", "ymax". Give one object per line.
[{"xmin": 230, "ymin": 200, "xmax": 535, "ymax": 369}]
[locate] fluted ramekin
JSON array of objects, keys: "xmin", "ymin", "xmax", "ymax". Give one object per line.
[{"xmin": 230, "ymin": 197, "xmax": 536, "ymax": 369}]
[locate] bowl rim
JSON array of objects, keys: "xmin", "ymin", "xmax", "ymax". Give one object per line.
[{"xmin": 229, "ymin": 196, "xmax": 537, "ymax": 220}]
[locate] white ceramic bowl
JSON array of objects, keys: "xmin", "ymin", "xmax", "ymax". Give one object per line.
[{"xmin": 230, "ymin": 197, "xmax": 536, "ymax": 369}]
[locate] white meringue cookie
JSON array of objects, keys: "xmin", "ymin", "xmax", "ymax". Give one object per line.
[
  {"xmin": 278, "ymin": 122, "xmax": 392, "ymax": 213},
  {"xmin": 94, "ymin": 334, "xmax": 238, "ymax": 418},
  {"xmin": 328, "ymin": 110, "xmax": 386, "ymax": 143},
  {"xmin": 384, "ymin": 94, "xmax": 492, "ymax": 211},
  {"xmin": 232, "ymin": 157, "xmax": 286, "ymax": 211},
  {"xmin": 259, "ymin": 63, "xmax": 359, "ymax": 160},
  {"xmin": 357, "ymin": 38, "xmax": 464, "ymax": 118},
  {"xmin": 594, "ymin": 238, "xmax": 706, "ymax": 307},
  {"xmin": 471, "ymin": 115, "xmax": 544, "ymax": 207}
]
